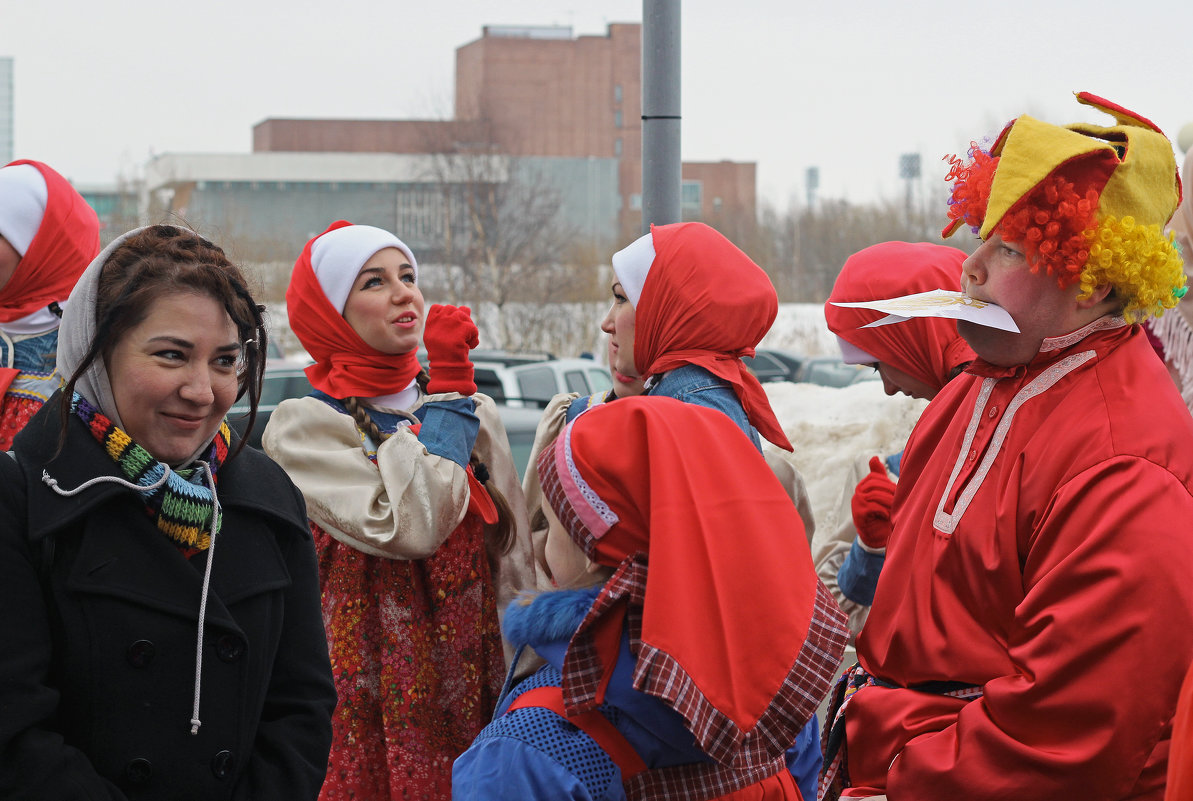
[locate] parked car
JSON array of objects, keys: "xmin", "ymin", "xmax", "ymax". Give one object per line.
[
  {"xmin": 796, "ymin": 356, "xmax": 875, "ymax": 388},
  {"xmin": 742, "ymin": 348, "xmax": 806, "ymax": 384},
  {"xmin": 494, "ymin": 404, "xmax": 545, "ymax": 481},
  {"xmin": 474, "ymin": 358, "xmax": 613, "ymax": 408},
  {"xmin": 228, "ymin": 361, "xmax": 315, "ymax": 449}
]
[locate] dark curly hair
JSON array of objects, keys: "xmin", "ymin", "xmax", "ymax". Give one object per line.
[{"xmin": 59, "ymin": 225, "xmax": 268, "ymax": 462}]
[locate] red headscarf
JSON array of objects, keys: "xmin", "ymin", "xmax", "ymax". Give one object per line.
[
  {"xmin": 633, "ymin": 222, "xmax": 793, "ymax": 450},
  {"xmin": 286, "ymin": 220, "xmax": 422, "ymax": 398},
  {"xmin": 824, "ymin": 241, "xmax": 975, "ymax": 393},
  {"xmin": 538, "ymin": 397, "xmax": 847, "ymax": 770},
  {"xmin": 0, "ymin": 160, "xmax": 100, "ymax": 323}
]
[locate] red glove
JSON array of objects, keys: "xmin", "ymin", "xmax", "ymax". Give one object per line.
[
  {"xmin": 424, "ymin": 304, "xmax": 479, "ymax": 395},
  {"xmin": 850, "ymin": 456, "xmax": 896, "ymax": 550}
]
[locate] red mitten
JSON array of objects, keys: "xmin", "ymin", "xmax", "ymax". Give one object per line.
[
  {"xmin": 850, "ymin": 456, "xmax": 896, "ymax": 550},
  {"xmin": 424, "ymin": 304, "xmax": 479, "ymax": 395}
]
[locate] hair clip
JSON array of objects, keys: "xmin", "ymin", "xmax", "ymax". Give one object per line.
[{"xmin": 1175, "ymin": 286, "xmax": 1188, "ymax": 300}]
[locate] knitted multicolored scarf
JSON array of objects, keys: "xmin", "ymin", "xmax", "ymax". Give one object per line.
[{"xmin": 72, "ymin": 392, "xmax": 228, "ymax": 550}]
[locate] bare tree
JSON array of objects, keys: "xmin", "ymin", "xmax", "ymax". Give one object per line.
[{"xmin": 411, "ymin": 120, "xmax": 601, "ymax": 349}]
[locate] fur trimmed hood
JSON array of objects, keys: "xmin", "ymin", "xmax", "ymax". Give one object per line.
[{"xmin": 502, "ymin": 586, "xmax": 601, "ymax": 651}]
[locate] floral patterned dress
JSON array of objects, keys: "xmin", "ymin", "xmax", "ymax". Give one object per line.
[{"xmin": 314, "ymin": 407, "xmax": 505, "ymax": 801}]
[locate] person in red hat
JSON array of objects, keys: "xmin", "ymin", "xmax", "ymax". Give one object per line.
[
  {"xmin": 823, "ymin": 93, "xmax": 1193, "ymax": 801},
  {"xmin": 453, "ymin": 396, "xmax": 847, "ymax": 800},
  {"xmin": 0, "ymin": 159, "xmax": 100, "ymax": 449},
  {"xmin": 817, "ymin": 242, "xmax": 975, "ymax": 636},
  {"xmin": 261, "ymin": 221, "xmax": 538, "ymax": 800}
]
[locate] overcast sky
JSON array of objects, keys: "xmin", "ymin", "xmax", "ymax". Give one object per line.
[{"xmin": 3, "ymin": 0, "xmax": 1191, "ymax": 215}]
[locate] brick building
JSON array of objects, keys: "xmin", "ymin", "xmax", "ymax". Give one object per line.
[{"xmin": 253, "ymin": 23, "xmax": 756, "ymax": 245}]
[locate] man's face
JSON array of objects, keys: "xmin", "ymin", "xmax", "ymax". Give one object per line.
[{"xmin": 958, "ymin": 233, "xmax": 1086, "ymax": 367}]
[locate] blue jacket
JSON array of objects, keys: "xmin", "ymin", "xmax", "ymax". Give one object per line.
[{"xmin": 453, "ymin": 587, "xmax": 710, "ymax": 800}]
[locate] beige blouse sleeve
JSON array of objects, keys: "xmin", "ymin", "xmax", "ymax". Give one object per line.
[
  {"xmin": 811, "ymin": 454, "xmax": 873, "ymax": 636},
  {"xmin": 262, "ymin": 395, "xmax": 468, "ymax": 560},
  {"xmin": 762, "ymin": 443, "xmax": 817, "ymax": 545},
  {"xmin": 519, "ymin": 392, "xmax": 580, "ymax": 589}
]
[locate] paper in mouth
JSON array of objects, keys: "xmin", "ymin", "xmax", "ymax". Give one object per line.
[{"xmin": 831, "ymin": 289, "xmax": 1020, "ymax": 333}]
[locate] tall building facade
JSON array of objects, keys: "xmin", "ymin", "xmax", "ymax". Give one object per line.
[{"xmin": 253, "ymin": 24, "xmax": 755, "ymax": 246}]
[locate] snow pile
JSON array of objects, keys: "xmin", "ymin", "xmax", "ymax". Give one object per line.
[
  {"xmin": 761, "ymin": 303, "xmax": 839, "ymax": 357},
  {"xmin": 765, "ymin": 380, "xmax": 927, "ymax": 536}
]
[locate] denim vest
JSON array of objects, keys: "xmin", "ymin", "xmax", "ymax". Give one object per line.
[
  {"xmin": 646, "ymin": 364, "xmax": 762, "ymax": 452},
  {"xmin": 1, "ymin": 329, "xmax": 62, "ymax": 401}
]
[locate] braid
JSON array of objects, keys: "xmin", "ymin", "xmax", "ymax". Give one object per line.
[
  {"xmin": 343, "ymin": 396, "xmax": 389, "ymax": 445},
  {"xmin": 476, "ymin": 457, "xmax": 515, "ymax": 556},
  {"xmin": 346, "ymin": 376, "xmax": 514, "ymax": 554}
]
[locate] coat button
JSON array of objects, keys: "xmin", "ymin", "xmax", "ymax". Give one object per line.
[
  {"xmin": 211, "ymin": 750, "xmax": 236, "ymax": 780},
  {"xmin": 126, "ymin": 640, "xmax": 156, "ymax": 668},
  {"xmin": 216, "ymin": 634, "xmax": 245, "ymax": 663},
  {"xmin": 125, "ymin": 757, "xmax": 153, "ymax": 785}
]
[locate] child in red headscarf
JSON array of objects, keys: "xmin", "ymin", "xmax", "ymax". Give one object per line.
[
  {"xmin": 604, "ymin": 221, "xmax": 830, "ymax": 793},
  {"xmin": 817, "ymin": 241, "xmax": 975, "ymax": 636},
  {"xmin": 261, "ymin": 221, "xmax": 537, "ymax": 801},
  {"xmin": 452, "ymin": 396, "xmax": 848, "ymax": 800},
  {"xmin": 0, "ymin": 160, "xmax": 100, "ymax": 448}
]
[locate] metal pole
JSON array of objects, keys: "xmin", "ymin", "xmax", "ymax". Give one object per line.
[{"xmin": 641, "ymin": 0, "xmax": 681, "ymax": 233}]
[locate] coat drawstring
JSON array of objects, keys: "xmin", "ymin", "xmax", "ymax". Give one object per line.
[
  {"xmin": 189, "ymin": 461, "xmax": 220, "ymax": 735},
  {"xmin": 42, "ymin": 461, "xmax": 222, "ymax": 736}
]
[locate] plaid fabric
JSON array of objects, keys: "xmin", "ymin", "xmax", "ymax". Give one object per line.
[
  {"xmin": 818, "ymin": 663, "xmax": 984, "ymax": 800},
  {"xmin": 626, "ymin": 753, "xmax": 789, "ymax": 801},
  {"xmin": 73, "ymin": 392, "xmax": 228, "ymax": 550},
  {"xmin": 566, "ymin": 571, "xmax": 848, "ymax": 772}
]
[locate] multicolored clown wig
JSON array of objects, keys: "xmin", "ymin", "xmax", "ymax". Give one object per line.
[{"xmin": 942, "ymin": 92, "xmax": 1186, "ymax": 323}]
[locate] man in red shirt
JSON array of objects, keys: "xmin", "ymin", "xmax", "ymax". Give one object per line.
[{"xmin": 823, "ymin": 93, "xmax": 1193, "ymax": 801}]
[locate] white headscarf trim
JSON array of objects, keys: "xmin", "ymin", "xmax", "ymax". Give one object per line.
[{"xmin": 310, "ymin": 224, "xmax": 418, "ymax": 313}]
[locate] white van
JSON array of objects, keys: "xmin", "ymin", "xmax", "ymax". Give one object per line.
[{"xmin": 475, "ymin": 358, "xmax": 613, "ymax": 408}]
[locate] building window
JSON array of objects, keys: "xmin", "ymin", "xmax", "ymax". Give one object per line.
[
  {"xmin": 681, "ymin": 180, "xmax": 703, "ymax": 211},
  {"xmin": 614, "ymin": 110, "xmax": 622, "ymax": 129},
  {"xmin": 614, "ymin": 84, "xmax": 622, "ymax": 103},
  {"xmin": 614, "ymin": 138, "xmax": 622, "ymax": 156},
  {"xmin": 630, "ymin": 193, "xmax": 642, "ymax": 211}
]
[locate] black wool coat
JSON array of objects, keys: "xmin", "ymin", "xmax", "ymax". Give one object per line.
[{"xmin": 0, "ymin": 395, "xmax": 336, "ymax": 800}]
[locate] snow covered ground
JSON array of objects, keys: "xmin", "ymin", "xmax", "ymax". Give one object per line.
[{"xmin": 766, "ymin": 380, "xmax": 926, "ymax": 537}]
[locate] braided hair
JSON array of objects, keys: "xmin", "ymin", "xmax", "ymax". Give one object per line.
[{"xmin": 343, "ymin": 370, "xmax": 516, "ymax": 555}]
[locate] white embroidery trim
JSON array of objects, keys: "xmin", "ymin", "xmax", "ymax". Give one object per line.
[
  {"xmin": 934, "ymin": 351, "xmax": 1096, "ymax": 534},
  {"xmin": 562, "ymin": 420, "xmax": 620, "ymax": 533},
  {"xmin": 1039, "ymin": 316, "xmax": 1126, "ymax": 352}
]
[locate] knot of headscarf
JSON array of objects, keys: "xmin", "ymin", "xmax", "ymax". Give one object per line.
[
  {"xmin": 73, "ymin": 392, "xmax": 227, "ymax": 551},
  {"xmin": 286, "ymin": 220, "xmax": 422, "ymax": 398},
  {"xmin": 630, "ymin": 222, "xmax": 792, "ymax": 451}
]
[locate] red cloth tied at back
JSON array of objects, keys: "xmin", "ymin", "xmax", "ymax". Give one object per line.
[
  {"xmin": 824, "ymin": 241, "xmax": 975, "ymax": 393},
  {"xmin": 0, "ymin": 160, "xmax": 99, "ymax": 324},
  {"xmin": 286, "ymin": 220, "xmax": 422, "ymax": 398},
  {"xmin": 633, "ymin": 222, "xmax": 792, "ymax": 451},
  {"xmin": 537, "ymin": 396, "xmax": 847, "ymax": 768}
]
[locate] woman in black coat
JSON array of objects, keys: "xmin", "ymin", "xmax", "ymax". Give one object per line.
[{"xmin": 0, "ymin": 225, "xmax": 336, "ymax": 800}]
